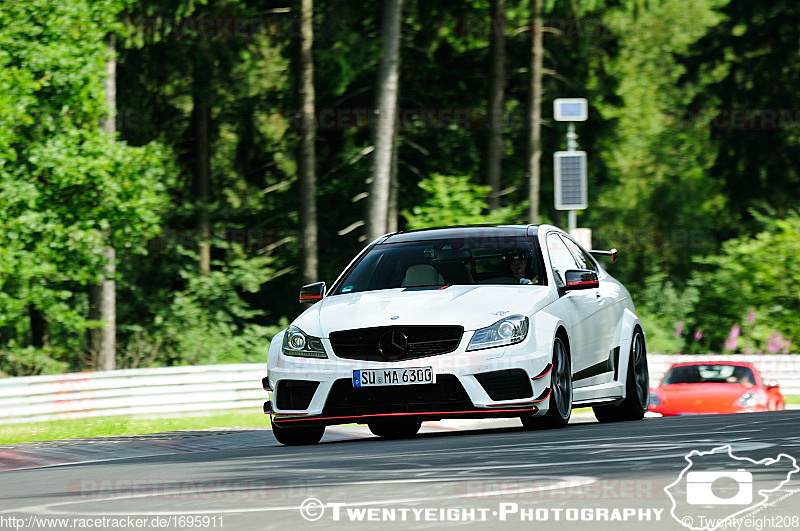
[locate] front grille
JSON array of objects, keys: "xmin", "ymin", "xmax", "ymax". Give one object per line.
[
  {"xmin": 329, "ymin": 326, "xmax": 464, "ymax": 362},
  {"xmin": 276, "ymin": 380, "xmax": 319, "ymax": 410},
  {"xmin": 475, "ymin": 369, "xmax": 533, "ymax": 401},
  {"xmin": 322, "ymin": 375, "xmax": 473, "ymax": 416}
]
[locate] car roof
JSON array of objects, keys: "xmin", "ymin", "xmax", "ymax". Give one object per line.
[
  {"xmin": 382, "ymin": 225, "xmax": 536, "ymax": 244},
  {"xmin": 667, "ymin": 361, "xmax": 757, "ymax": 369}
]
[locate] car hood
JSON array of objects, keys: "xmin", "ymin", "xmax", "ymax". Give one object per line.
[
  {"xmin": 293, "ymin": 285, "xmax": 555, "ymax": 337},
  {"xmin": 654, "ymin": 383, "xmax": 760, "ymax": 412}
]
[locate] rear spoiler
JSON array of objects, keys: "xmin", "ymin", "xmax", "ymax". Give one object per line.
[{"xmin": 589, "ymin": 248, "xmax": 617, "ymax": 263}]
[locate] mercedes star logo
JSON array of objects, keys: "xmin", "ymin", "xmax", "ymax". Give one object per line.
[{"xmin": 378, "ymin": 330, "xmax": 408, "ymax": 360}]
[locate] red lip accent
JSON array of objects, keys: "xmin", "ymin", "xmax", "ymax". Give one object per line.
[
  {"xmin": 531, "ymin": 388, "xmax": 552, "ymax": 402},
  {"xmin": 271, "ymin": 407, "xmax": 539, "ymax": 425},
  {"xmin": 532, "ymin": 363, "xmax": 553, "ymax": 380}
]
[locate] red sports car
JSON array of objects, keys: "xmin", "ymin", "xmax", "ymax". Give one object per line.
[{"xmin": 649, "ymin": 361, "xmax": 785, "ymax": 416}]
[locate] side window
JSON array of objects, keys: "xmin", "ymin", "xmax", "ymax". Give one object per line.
[
  {"xmin": 546, "ymin": 233, "xmax": 581, "ymax": 286},
  {"xmin": 562, "ymin": 237, "xmax": 596, "ymax": 272}
]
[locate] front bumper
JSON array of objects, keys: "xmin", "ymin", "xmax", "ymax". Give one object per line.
[{"xmin": 264, "ymin": 336, "xmax": 553, "ymax": 427}]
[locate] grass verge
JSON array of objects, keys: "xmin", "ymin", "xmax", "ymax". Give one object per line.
[
  {"xmin": 3, "ymin": 398, "xmax": 797, "ymax": 445},
  {"xmin": 0, "ymin": 410, "xmax": 269, "ymax": 445},
  {"xmin": 784, "ymin": 395, "xmax": 800, "ymax": 405}
]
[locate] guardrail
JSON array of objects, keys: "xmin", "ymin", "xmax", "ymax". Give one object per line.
[
  {"xmin": 0, "ymin": 364, "xmax": 266, "ymax": 424},
  {"xmin": 0, "ymin": 355, "xmax": 797, "ymax": 424}
]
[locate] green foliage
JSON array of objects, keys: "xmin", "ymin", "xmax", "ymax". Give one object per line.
[
  {"xmin": 590, "ymin": 0, "xmax": 727, "ymax": 288},
  {"xmin": 0, "ymin": 346, "xmax": 69, "ymax": 377},
  {"xmin": 403, "ymin": 174, "xmax": 522, "ymax": 230},
  {"xmin": 117, "ymin": 241, "xmax": 288, "ymax": 367},
  {"xmin": 0, "ymin": 0, "xmax": 112, "ymax": 134},
  {"xmin": 634, "ymin": 274, "xmax": 698, "ymax": 354},
  {"xmin": 156, "ymin": 260, "xmax": 274, "ymax": 366},
  {"xmin": 686, "ymin": 212, "xmax": 800, "ymax": 352},
  {"xmin": 27, "ymin": 131, "xmax": 169, "ymax": 253},
  {"xmin": 116, "ymin": 0, "xmax": 300, "ymax": 332},
  {"xmin": 681, "ymin": 0, "xmax": 800, "ymax": 224},
  {"xmin": 0, "ymin": 0, "xmax": 172, "ymax": 371}
]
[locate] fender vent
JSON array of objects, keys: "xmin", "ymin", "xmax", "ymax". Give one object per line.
[
  {"xmin": 276, "ymin": 380, "xmax": 319, "ymax": 410},
  {"xmin": 475, "ymin": 369, "xmax": 533, "ymax": 401}
]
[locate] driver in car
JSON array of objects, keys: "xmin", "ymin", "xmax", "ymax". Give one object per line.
[{"xmin": 507, "ymin": 251, "xmax": 538, "ymax": 285}]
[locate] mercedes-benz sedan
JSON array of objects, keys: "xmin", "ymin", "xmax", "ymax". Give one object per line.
[{"xmin": 263, "ymin": 225, "xmax": 649, "ymax": 445}]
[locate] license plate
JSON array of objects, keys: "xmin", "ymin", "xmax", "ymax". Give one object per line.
[{"xmin": 353, "ymin": 367, "xmax": 434, "ymax": 387}]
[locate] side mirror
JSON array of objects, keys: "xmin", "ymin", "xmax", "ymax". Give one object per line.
[
  {"xmin": 299, "ymin": 281, "xmax": 326, "ymax": 304},
  {"xmin": 766, "ymin": 379, "xmax": 780, "ymax": 389},
  {"xmin": 590, "ymin": 248, "xmax": 618, "ymax": 263},
  {"xmin": 564, "ymin": 269, "xmax": 599, "ymax": 290}
]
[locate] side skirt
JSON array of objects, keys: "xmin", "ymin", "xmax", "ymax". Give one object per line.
[{"xmin": 572, "ymin": 381, "xmax": 624, "ymax": 405}]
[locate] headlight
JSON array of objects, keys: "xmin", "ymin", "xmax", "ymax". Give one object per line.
[
  {"xmin": 736, "ymin": 391, "xmax": 759, "ymax": 408},
  {"xmin": 282, "ymin": 326, "xmax": 328, "ymax": 358},
  {"xmin": 467, "ymin": 315, "xmax": 529, "ymax": 351}
]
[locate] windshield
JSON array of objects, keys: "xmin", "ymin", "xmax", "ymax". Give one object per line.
[
  {"xmin": 662, "ymin": 364, "xmax": 756, "ymax": 385},
  {"xmin": 333, "ymin": 236, "xmax": 544, "ymax": 295}
]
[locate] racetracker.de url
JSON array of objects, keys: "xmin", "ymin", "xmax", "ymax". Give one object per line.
[{"xmin": 0, "ymin": 515, "xmax": 223, "ymax": 529}]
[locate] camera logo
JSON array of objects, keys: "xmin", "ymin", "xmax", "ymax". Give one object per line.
[
  {"xmin": 685, "ymin": 469, "xmax": 752, "ymax": 506},
  {"xmin": 665, "ymin": 445, "xmax": 799, "ymax": 531}
]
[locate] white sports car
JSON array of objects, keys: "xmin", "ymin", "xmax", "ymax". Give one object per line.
[{"xmin": 263, "ymin": 225, "xmax": 649, "ymax": 445}]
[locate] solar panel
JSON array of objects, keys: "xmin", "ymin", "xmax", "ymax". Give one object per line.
[
  {"xmin": 554, "ymin": 151, "xmax": 587, "ymax": 210},
  {"xmin": 554, "ymin": 98, "xmax": 588, "ymax": 122}
]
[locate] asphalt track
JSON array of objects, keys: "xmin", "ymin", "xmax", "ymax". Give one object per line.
[{"xmin": 1, "ymin": 411, "xmax": 800, "ymax": 531}]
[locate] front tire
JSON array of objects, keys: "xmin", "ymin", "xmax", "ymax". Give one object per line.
[
  {"xmin": 368, "ymin": 420, "xmax": 422, "ymax": 439},
  {"xmin": 594, "ymin": 328, "xmax": 649, "ymax": 423},
  {"xmin": 272, "ymin": 421, "xmax": 325, "ymax": 446},
  {"xmin": 522, "ymin": 335, "xmax": 572, "ymax": 430}
]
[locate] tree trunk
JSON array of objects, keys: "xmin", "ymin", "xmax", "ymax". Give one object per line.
[
  {"xmin": 486, "ymin": 0, "xmax": 506, "ymax": 210},
  {"xmin": 366, "ymin": 0, "xmax": 403, "ymax": 242},
  {"xmin": 299, "ymin": 0, "xmax": 318, "ymax": 284},
  {"xmin": 387, "ymin": 130, "xmax": 400, "ymax": 233},
  {"xmin": 91, "ymin": 247, "xmax": 116, "ymax": 371},
  {"xmin": 102, "ymin": 34, "xmax": 117, "ymax": 135},
  {"xmin": 89, "ymin": 33, "xmax": 117, "ymax": 371},
  {"xmin": 527, "ymin": 0, "xmax": 543, "ymax": 224},
  {"xmin": 193, "ymin": 46, "xmax": 212, "ymax": 275}
]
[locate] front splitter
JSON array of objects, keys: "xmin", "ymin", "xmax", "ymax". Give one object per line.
[{"xmin": 270, "ymin": 407, "xmax": 538, "ymax": 428}]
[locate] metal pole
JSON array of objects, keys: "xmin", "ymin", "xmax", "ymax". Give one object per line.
[
  {"xmin": 567, "ymin": 122, "xmax": 577, "ymax": 152},
  {"xmin": 567, "ymin": 122, "xmax": 577, "ymax": 230}
]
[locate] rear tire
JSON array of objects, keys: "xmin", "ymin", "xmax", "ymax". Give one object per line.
[
  {"xmin": 272, "ymin": 422, "xmax": 325, "ymax": 446},
  {"xmin": 368, "ymin": 420, "xmax": 422, "ymax": 439},
  {"xmin": 594, "ymin": 328, "xmax": 649, "ymax": 423},
  {"xmin": 522, "ymin": 335, "xmax": 572, "ymax": 430}
]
